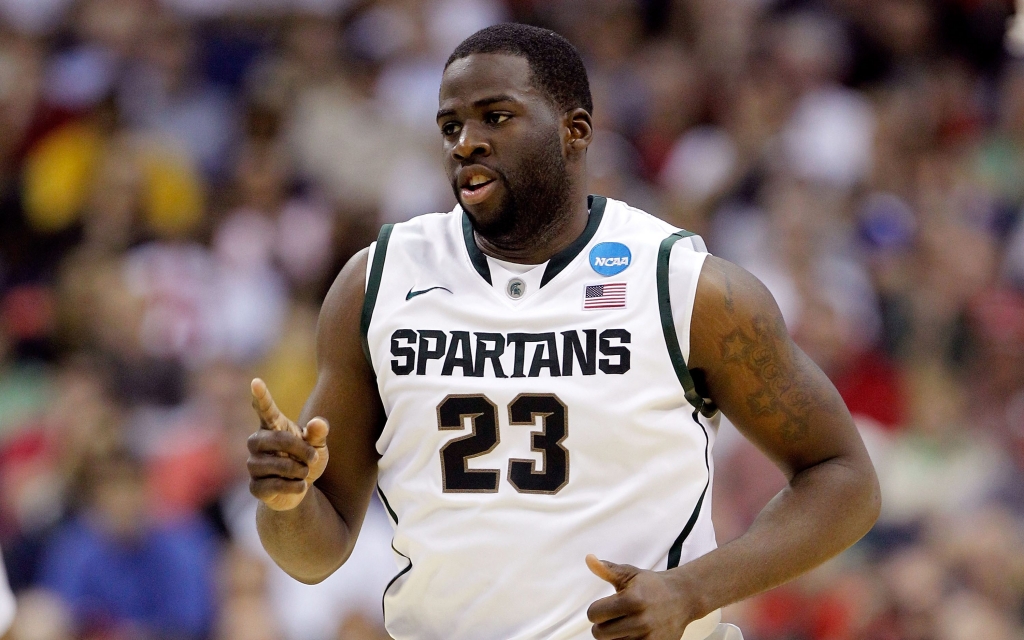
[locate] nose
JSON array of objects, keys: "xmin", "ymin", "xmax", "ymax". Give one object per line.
[{"xmin": 451, "ymin": 122, "xmax": 491, "ymax": 162}]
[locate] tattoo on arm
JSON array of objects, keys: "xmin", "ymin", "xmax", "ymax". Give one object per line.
[
  {"xmin": 719, "ymin": 312, "xmax": 820, "ymax": 444},
  {"xmin": 694, "ymin": 258, "xmax": 850, "ymax": 447}
]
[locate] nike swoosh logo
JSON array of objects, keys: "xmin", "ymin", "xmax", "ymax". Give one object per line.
[{"xmin": 406, "ymin": 286, "xmax": 453, "ymax": 300}]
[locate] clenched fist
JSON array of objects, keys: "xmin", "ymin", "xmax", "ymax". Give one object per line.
[{"xmin": 247, "ymin": 378, "xmax": 330, "ymax": 511}]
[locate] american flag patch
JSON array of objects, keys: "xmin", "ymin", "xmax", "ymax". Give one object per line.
[{"xmin": 583, "ymin": 283, "xmax": 627, "ymax": 309}]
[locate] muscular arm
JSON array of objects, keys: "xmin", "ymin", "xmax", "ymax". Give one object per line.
[
  {"xmin": 676, "ymin": 255, "xmax": 880, "ymax": 616},
  {"xmin": 254, "ymin": 249, "xmax": 386, "ymax": 584},
  {"xmin": 588, "ymin": 256, "xmax": 880, "ymax": 639}
]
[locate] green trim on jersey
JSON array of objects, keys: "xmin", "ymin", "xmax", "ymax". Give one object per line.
[
  {"xmin": 361, "ymin": 224, "xmax": 395, "ymax": 366},
  {"xmin": 377, "ymin": 484, "xmax": 400, "ymax": 525},
  {"xmin": 540, "ymin": 194, "xmax": 607, "ymax": 287},
  {"xmin": 656, "ymin": 231, "xmax": 705, "ymax": 413},
  {"xmin": 657, "ymin": 230, "xmax": 713, "ymax": 570},
  {"xmin": 384, "ymin": 557, "xmax": 413, "ymax": 608},
  {"xmin": 377, "ymin": 484, "xmax": 412, "ymax": 621},
  {"xmin": 667, "ymin": 478, "xmax": 708, "ymax": 569},
  {"xmin": 459, "ymin": 195, "xmax": 608, "ymax": 289},
  {"xmin": 462, "ymin": 213, "xmax": 493, "ymax": 285}
]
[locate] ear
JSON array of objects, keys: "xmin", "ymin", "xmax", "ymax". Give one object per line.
[{"xmin": 563, "ymin": 107, "xmax": 593, "ymax": 156}]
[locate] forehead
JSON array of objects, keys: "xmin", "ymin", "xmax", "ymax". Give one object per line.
[{"xmin": 439, "ymin": 53, "xmax": 543, "ymax": 107}]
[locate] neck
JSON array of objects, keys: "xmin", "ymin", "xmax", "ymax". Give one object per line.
[{"xmin": 473, "ymin": 189, "xmax": 590, "ymax": 265}]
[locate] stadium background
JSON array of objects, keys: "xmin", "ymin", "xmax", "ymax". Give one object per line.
[{"xmin": 1, "ymin": 0, "xmax": 1023, "ymax": 638}]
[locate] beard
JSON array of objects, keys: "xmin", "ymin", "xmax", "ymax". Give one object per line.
[{"xmin": 460, "ymin": 131, "xmax": 573, "ymax": 250}]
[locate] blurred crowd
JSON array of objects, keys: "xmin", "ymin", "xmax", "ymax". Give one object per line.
[{"xmin": 0, "ymin": 0, "xmax": 1023, "ymax": 639}]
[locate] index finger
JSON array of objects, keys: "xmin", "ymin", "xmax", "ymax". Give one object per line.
[{"xmin": 251, "ymin": 378, "xmax": 287, "ymax": 431}]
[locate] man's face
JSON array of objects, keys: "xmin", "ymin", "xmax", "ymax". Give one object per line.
[{"xmin": 437, "ymin": 53, "xmax": 570, "ymax": 243}]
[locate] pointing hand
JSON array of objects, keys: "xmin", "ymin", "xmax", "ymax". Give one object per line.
[{"xmin": 247, "ymin": 378, "xmax": 330, "ymax": 511}]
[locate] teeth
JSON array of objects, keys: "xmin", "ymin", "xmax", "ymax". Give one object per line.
[{"xmin": 469, "ymin": 175, "xmax": 489, "ymax": 186}]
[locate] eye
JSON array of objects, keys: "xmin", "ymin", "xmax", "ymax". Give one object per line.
[
  {"xmin": 485, "ymin": 113, "xmax": 511, "ymax": 126},
  {"xmin": 441, "ymin": 121, "xmax": 462, "ymax": 136}
]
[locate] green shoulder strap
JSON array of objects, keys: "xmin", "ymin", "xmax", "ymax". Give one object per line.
[
  {"xmin": 360, "ymin": 224, "xmax": 395, "ymax": 366},
  {"xmin": 658, "ymin": 230, "xmax": 715, "ymax": 568},
  {"xmin": 656, "ymin": 231, "xmax": 708, "ymax": 415}
]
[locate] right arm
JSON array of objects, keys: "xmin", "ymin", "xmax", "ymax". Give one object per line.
[{"xmin": 247, "ymin": 248, "xmax": 386, "ymax": 584}]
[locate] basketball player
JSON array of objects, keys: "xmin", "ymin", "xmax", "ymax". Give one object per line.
[{"xmin": 246, "ymin": 24, "xmax": 880, "ymax": 640}]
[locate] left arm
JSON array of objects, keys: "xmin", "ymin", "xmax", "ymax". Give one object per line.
[{"xmin": 587, "ymin": 256, "xmax": 880, "ymax": 640}]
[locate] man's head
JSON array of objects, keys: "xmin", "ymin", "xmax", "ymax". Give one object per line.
[
  {"xmin": 445, "ymin": 23, "xmax": 593, "ymax": 116},
  {"xmin": 438, "ymin": 23, "xmax": 594, "ymax": 248}
]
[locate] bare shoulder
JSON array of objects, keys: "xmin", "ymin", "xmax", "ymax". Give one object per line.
[
  {"xmin": 301, "ymin": 247, "xmax": 379, "ymax": 428},
  {"xmin": 695, "ymin": 255, "xmax": 778, "ymax": 319},
  {"xmin": 317, "ymin": 247, "xmax": 370, "ymax": 341}
]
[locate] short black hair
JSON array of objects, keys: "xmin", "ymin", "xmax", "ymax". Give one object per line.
[{"xmin": 445, "ymin": 23, "xmax": 593, "ymax": 116}]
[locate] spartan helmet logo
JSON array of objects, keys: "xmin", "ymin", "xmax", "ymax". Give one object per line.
[{"xmin": 506, "ymin": 278, "xmax": 526, "ymax": 300}]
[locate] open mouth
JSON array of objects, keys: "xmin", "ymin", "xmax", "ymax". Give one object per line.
[{"xmin": 459, "ymin": 169, "xmax": 499, "ymax": 206}]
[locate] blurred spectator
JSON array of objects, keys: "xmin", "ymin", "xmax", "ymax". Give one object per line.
[
  {"xmin": 37, "ymin": 450, "xmax": 216, "ymax": 639},
  {"xmin": 117, "ymin": 11, "xmax": 237, "ymax": 178},
  {"xmin": 214, "ymin": 545, "xmax": 280, "ymax": 640}
]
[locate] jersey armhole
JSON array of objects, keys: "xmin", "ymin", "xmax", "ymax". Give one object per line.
[
  {"xmin": 360, "ymin": 224, "xmax": 394, "ymax": 367},
  {"xmin": 656, "ymin": 232, "xmax": 709, "ymax": 414}
]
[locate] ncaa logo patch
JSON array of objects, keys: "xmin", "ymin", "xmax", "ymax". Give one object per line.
[{"xmin": 589, "ymin": 242, "xmax": 632, "ymax": 277}]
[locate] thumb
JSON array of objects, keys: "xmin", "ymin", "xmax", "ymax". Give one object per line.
[
  {"xmin": 302, "ymin": 417, "xmax": 330, "ymax": 448},
  {"xmin": 586, "ymin": 554, "xmax": 638, "ymax": 592}
]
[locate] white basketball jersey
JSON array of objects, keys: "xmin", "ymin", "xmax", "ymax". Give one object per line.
[{"xmin": 362, "ymin": 196, "xmax": 721, "ymax": 640}]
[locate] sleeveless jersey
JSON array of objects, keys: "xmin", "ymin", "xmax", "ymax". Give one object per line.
[{"xmin": 362, "ymin": 195, "xmax": 721, "ymax": 640}]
